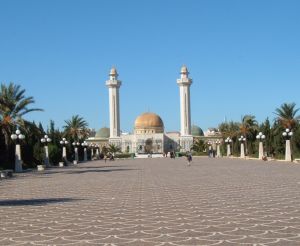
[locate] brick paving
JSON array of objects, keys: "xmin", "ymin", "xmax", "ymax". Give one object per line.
[{"xmin": 1, "ymin": 157, "xmax": 300, "ymax": 245}]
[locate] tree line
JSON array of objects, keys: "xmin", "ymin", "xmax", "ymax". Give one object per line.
[
  {"xmin": 1, "ymin": 82, "xmax": 300, "ymax": 170},
  {"xmin": 0, "ymin": 83, "xmax": 121, "ymax": 170},
  {"xmin": 191, "ymin": 104, "xmax": 300, "ymax": 159}
]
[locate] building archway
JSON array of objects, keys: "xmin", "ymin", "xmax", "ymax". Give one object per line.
[{"xmin": 145, "ymin": 138, "xmax": 153, "ymax": 154}]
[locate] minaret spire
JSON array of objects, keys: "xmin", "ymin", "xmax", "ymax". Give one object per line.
[
  {"xmin": 177, "ymin": 65, "xmax": 193, "ymax": 151},
  {"xmin": 177, "ymin": 65, "xmax": 192, "ymax": 136},
  {"xmin": 106, "ymin": 67, "xmax": 122, "ymax": 140}
]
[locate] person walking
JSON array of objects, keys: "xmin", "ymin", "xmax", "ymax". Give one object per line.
[{"xmin": 187, "ymin": 152, "xmax": 192, "ymax": 166}]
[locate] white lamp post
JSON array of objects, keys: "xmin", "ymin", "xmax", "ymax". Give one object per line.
[
  {"xmin": 82, "ymin": 141, "xmax": 88, "ymax": 162},
  {"xmin": 238, "ymin": 136, "xmax": 246, "ymax": 158},
  {"xmin": 72, "ymin": 142, "xmax": 80, "ymax": 164},
  {"xmin": 10, "ymin": 129, "xmax": 25, "ymax": 172},
  {"xmin": 207, "ymin": 141, "xmax": 213, "ymax": 157},
  {"xmin": 41, "ymin": 135, "xmax": 51, "ymax": 167},
  {"xmin": 95, "ymin": 144, "xmax": 100, "ymax": 159},
  {"xmin": 90, "ymin": 143, "xmax": 95, "ymax": 160},
  {"xmin": 256, "ymin": 132, "xmax": 266, "ymax": 160},
  {"xmin": 59, "ymin": 138, "xmax": 69, "ymax": 164},
  {"xmin": 224, "ymin": 137, "xmax": 232, "ymax": 157},
  {"xmin": 282, "ymin": 128, "xmax": 293, "ymax": 162},
  {"xmin": 216, "ymin": 140, "xmax": 221, "ymax": 158}
]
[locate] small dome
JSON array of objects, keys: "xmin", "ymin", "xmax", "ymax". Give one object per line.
[
  {"xmin": 135, "ymin": 112, "xmax": 164, "ymax": 129},
  {"xmin": 109, "ymin": 67, "xmax": 118, "ymax": 76},
  {"xmin": 181, "ymin": 65, "xmax": 188, "ymax": 74},
  {"xmin": 95, "ymin": 127, "xmax": 110, "ymax": 138},
  {"xmin": 191, "ymin": 125, "xmax": 204, "ymax": 136}
]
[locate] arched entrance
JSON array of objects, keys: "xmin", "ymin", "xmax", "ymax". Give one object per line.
[{"xmin": 145, "ymin": 138, "xmax": 153, "ymax": 154}]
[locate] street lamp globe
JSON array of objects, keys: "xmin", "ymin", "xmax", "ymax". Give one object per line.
[
  {"xmin": 256, "ymin": 132, "xmax": 265, "ymax": 140},
  {"xmin": 41, "ymin": 135, "xmax": 51, "ymax": 144},
  {"xmin": 239, "ymin": 136, "xmax": 246, "ymax": 142}
]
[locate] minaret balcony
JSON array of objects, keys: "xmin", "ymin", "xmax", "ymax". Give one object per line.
[
  {"xmin": 177, "ymin": 78, "xmax": 192, "ymax": 85},
  {"xmin": 106, "ymin": 79, "xmax": 122, "ymax": 88}
]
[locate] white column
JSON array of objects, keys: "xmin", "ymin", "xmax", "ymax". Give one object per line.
[
  {"xmin": 227, "ymin": 144, "xmax": 231, "ymax": 157},
  {"xmin": 285, "ymin": 139, "xmax": 292, "ymax": 162},
  {"xmin": 106, "ymin": 67, "xmax": 122, "ymax": 138},
  {"xmin": 44, "ymin": 145, "xmax": 50, "ymax": 167},
  {"xmin": 91, "ymin": 148, "xmax": 94, "ymax": 159},
  {"xmin": 62, "ymin": 146, "xmax": 67, "ymax": 160},
  {"xmin": 258, "ymin": 141, "xmax": 264, "ymax": 160},
  {"xmin": 240, "ymin": 143, "xmax": 245, "ymax": 158},
  {"xmin": 15, "ymin": 144, "xmax": 22, "ymax": 172},
  {"xmin": 84, "ymin": 148, "xmax": 87, "ymax": 162},
  {"xmin": 75, "ymin": 147, "xmax": 78, "ymax": 162},
  {"xmin": 179, "ymin": 86, "xmax": 191, "ymax": 135},
  {"xmin": 96, "ymin": 148, "xmax": 99, "ymax": 159},
  {"xmin": 177, "ymin": 66, "xmax": 192, "ymax": 136},
  {"xmin": 216, "ymin": 144, "xmax": 221, "ymax": 158}
]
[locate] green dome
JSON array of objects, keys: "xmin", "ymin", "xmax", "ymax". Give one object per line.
[
  {"xmin": 95, "ymin": 127, "xmax": 110, "ymax": 138},
  {"xmin": 191, "ymin": 125, "xmax": 204, "ymax": 136}
]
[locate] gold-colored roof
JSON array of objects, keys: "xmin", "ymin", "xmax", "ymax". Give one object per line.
[{"xmin": 135, "ymin": 112, "xmax": 164, "ymax": 129}]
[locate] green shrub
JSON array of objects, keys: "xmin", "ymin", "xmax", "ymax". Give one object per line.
[
  {"xmin": 48, "ymin": 144, "xmax": 61, "ymax": 165},
  {"xmin": 176, "ymin": 152, "xmax": 187, "ymax": 157},
  {"xmin": 115, "ymin": 153, "xmax": 133, "ymax": 159},
  {"xmin": 191, "ymin": 151, "xmax": 207, "ymax": 156}
]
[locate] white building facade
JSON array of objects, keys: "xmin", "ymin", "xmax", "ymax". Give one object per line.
[{"xmin": 88, "ymin": 66, "xmax": 205, "ymax": 155}]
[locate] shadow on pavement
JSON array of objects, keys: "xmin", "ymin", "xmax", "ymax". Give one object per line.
[
  {"xmin": 63, "ymin": 168, "xmax": 137, "ymax": 175},
  {"xmin": 0, "ymin": 197, "xmax": 81, "ymax": 206},
  {"xmin": 75, "ymin": 165, "xmax": 123, "ymax": 169}
]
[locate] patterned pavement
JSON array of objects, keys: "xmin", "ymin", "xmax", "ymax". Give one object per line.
[{"xmin": 1, "ymin": 157, "xmax": 300, "ymax": 246}]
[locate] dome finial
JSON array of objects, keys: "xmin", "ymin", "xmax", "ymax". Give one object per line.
[
  {"xmin": 180, "ymin": 65, "xmax": 188, "ymax": 74},
  {"xmin": 109, "ymin": 66, "xmax": 118, "ymax": 76}
]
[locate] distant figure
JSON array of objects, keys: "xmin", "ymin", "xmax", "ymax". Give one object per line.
[
  {"xmin": 170, "ymin": 152, "xmax": 174, "ymax": 159},
  {"xmin": 172, "ymin": 151, "xmax": 176, "ymax": 159},
  {"xmin": 187, "ymin": 152, "xmax": 192, "ymax": 166}
]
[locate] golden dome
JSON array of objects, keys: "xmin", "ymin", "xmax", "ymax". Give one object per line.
[{"xmin": 135, "ymin": 112, "xmax": 164, "ymax": 130}]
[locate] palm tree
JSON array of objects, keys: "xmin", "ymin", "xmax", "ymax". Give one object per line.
[
  {"xmin": 107, "ymin": 144, "xmax": 121, "ymax": 156},
  {"xmin": 219, "ymin": 121, "xmax": 240, "ymax": 155},
  {"xmin": 239, "ymin": 115, "xmax": 258, "ymax": 155},
  {"xmin": 191, "ymin": 139, "xmax": 205, "ymax": 153},
  {"xmin": 0, "ymin": 83, "xmax": 43, "ymax": 150},
  {"xmin": 63, "ymin": 115, "xmax": 89, "ymax": 141},
  {"xmin": 219, "ymin": 121, "xmax": 240, "ymax": 138},
  {"xmin": 240, "ymin": 115, "xmax": 258, "ymax": 136},
  {"xmin": 274, "ymin": 103, "xmax": 300, "ymax": 130}
]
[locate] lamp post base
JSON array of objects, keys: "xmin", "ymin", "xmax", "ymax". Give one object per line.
[{"xmin": 37, "ymin": 165, "xmax": 45, "ymax": 171}]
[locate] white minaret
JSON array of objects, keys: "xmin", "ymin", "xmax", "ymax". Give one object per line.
[
  {"xmin": 106, "ymin": 67, "xmax": 121, "ymax": 139},
  {"xmin": 177, "ymin": 65, "xmax": 192, "ymax": 136}
]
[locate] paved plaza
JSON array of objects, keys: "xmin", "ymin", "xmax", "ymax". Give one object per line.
[{"xmin": 1, "ymin": 157, "xmax": 300, "ymax": 245}]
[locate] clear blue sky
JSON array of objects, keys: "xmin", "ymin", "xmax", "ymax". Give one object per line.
[{"xmin": 1, "ymin": 0, "xmax": 299, "ymax": 133}]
